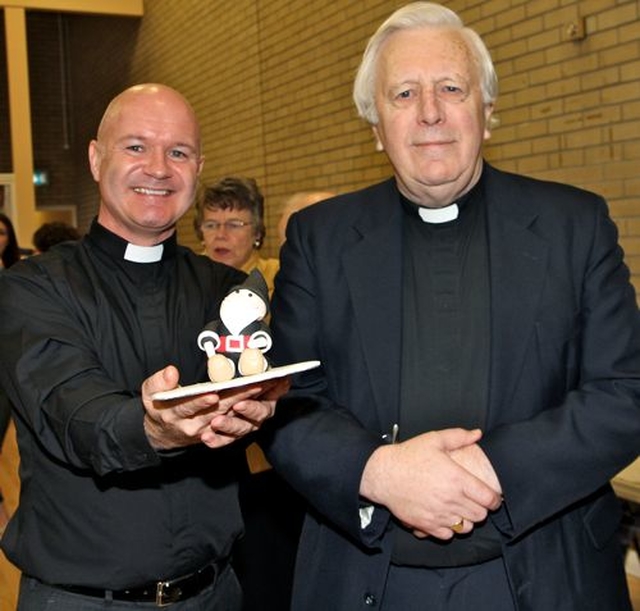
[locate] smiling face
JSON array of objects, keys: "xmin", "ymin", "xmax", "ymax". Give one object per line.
[
  {"xmin": 372, "ymin": 27, "xmax": 493, "ymax": 208},
  {"xmin": 89, "ymin": 84, "xmax": 204, "ymax": 245}
]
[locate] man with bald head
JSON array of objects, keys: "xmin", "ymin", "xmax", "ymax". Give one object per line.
[{"xmin": 0, "ymin": 84, "xmax": 286, "ymax": 610}]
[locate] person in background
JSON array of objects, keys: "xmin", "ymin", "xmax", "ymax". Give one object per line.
[
  {"xmin": 0, "ymin": 83, "xmax": 287, "ymax": 611},
  {"xmin": 264, "ymin": 3, "xmax": 640, "ymax": 610},
  {"xmin": 194, "ymin": 176, "xmax": 304, "ymax": 611},
  {"xmin": 0, "ymin": 212, "xmax": 20, "ymax": 270},
  {"xmin": 194, "ymin": 177, "xmax": 278, "ymax": 297},
  {"xmin": 0, "ymin": 212, "xmax": 19, "ymax": 533},
  {"xmin": 277, "ymin": 191, "xmax": 336, "ymax": 245},
  {"xmin": 32, "ymin": 221, "xmax": 81, "ymax": 254}
]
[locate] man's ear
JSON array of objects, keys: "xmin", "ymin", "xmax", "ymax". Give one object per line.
[
  {"xmin": 372, "ymin": 126, "xmax": 384, "ymax": 152},
  {"xmin": 88, "ymin": 140, "xmax": 102, "ymax": 182},
  {"xmin": 483, "ymin": 104, "xmax": 495, "ymax": 141}
]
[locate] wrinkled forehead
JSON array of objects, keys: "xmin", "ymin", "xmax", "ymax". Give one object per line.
[{"xmin": 378, "ymin": 26, "xmax": 479, "ymax": 82}]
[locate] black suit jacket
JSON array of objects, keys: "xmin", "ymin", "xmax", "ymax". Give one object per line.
[{"xmin": 267, "ymin": 164, "xmax": 640, "ymax": 611}]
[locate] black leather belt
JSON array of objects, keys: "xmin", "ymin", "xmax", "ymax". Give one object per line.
[{"xmin": 57, "ymin": 560, "xmax": 224, "ymax": 607}]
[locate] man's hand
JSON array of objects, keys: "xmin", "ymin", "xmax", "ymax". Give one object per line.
[
  {"xmin": 360, "ymin": 428, "xmax": 502, "ymax": 540},
  {"xmin": 204, "ymin": 375, "xmax": 290, "ymax": 447},
  {"xmin": 141, "ymin": 366, "xmax": 289, "ymax": 450},
  {"xmin": 449, "ymin": 442, "xmax": 502, "ymax": 495}
]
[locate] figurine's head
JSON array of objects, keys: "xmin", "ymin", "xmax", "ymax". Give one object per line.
[{"xmin": 219, "ymin": 269, "xmax": 269, "ymax": 333}]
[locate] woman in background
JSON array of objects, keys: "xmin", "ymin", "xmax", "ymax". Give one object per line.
[
  {"xmin": 0, "ymin": 212, "xmax": 20, "ymax": 533},
  {"xmin": 194, "ymin": 177, "xmax": 278, "ymax": 297},
  {"xmin": 0, "ymin": 212, "xmax": 20, "ymax": 270}
]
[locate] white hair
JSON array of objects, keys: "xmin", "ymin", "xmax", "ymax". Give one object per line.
[{"xmin": 353, "ymin": 2, "xmax": 498, "ymax": 125}]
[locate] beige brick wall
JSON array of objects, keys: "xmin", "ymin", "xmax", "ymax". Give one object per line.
[
  {"xmin": 475, "ymin": 0, "xmax": 640, "ymax": 289},
  {"xmin": 65, "ymin": 0, "xmax": 640, "ymax": 289}
]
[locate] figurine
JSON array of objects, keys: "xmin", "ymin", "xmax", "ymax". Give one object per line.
[{"xmin": 197, "ymin": 269, "xmax": 272, "ymax": 382}]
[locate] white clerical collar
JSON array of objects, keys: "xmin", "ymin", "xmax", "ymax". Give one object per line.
[
  {"xmin": 418, "ymin": 203, "xmax": 459, "ymax": 224},
  {"xmin": 123, "ymin": 243, "xmax": 164, "ymax": 263}
]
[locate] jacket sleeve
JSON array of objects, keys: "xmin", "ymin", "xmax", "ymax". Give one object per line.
[
  {"xmin": 265, "ymin": 215, "xmax": 388, "ymax": 546},
  {"xmin": 481, "ymin": 193, "xmax": 640, "ymax": 537}
]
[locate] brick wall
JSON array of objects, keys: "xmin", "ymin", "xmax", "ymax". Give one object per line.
[
  {"xmin": 67, "ymin": 13, "xmax": 141, "ymax": 230},
  {"xmin": 33, "ymin": 0, "xmax": 640, "ymax": 288},
  {"xmin": 471, "ymin": 0, "xmax": 640, "ymax": 287}
]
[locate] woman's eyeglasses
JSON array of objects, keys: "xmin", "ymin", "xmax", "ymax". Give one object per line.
[{"xmin": 201, "ymin": 220, "xmax": 253, "ymax": 232}]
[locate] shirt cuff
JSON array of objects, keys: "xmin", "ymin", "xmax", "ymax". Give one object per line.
[{"xmin": 359, "ymin": 504, "xmax": 374, "ymax": 529}]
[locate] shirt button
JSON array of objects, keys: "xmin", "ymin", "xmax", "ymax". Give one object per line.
[{"xmin": 364, "ymin": 593, "xmax": 377, "ymax": 606}]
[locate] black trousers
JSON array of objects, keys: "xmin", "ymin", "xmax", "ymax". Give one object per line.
[{"xmin": 380, "ymin": 557, "xmax": 516, "ymax": 611}]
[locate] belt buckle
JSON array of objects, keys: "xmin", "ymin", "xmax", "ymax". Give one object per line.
[{"xmin": 156, "ymin": 580, "xmax": 181, "ymax": 607}]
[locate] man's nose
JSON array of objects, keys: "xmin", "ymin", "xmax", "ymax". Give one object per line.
[
  {"xmin": 145, "ymin": 149, "xmax": 170, "ymax": 178},
  {"xmin": 418, "ymin": 88, "xmax": 444, "ymax": 125}
]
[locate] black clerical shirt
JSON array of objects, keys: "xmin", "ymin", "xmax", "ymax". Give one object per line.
[
  {"xmin": 0, "ymin": 220, "xmax": 248, "ymax": 588},
  {"xmin": 392, "ymin": 175, "xmax": 503, "ymax": 566}
]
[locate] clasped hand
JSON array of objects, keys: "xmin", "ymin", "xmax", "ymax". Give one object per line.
[
  {"xmin": 141, "ymin": 365, "xmax": 289, "ymax": 450},
  {"xmin": 360, "ymin": 428, "xmax": 503, "ymax": 540}
]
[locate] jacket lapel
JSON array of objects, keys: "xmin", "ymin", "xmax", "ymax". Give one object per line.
[
  {"xmin": 485, "ymin": 167, "xmax": 549, "ymax": 424},
  {"xmin": 342, "ymin": 180, "xmax": 404, "ymax": 431}
]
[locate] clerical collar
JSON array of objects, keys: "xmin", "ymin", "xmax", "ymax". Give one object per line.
[
  {"xmin": 418, "ymin": 203, "xmax": 459, "ymax": 224},
  {"xmin": 400, "ymin": 175, "xmax": 483, "ymax": 225},
  {"xmin": 88, "ymin": 219, "xmax": 177, "ymax": 263},
  {"xmin": 124, "ymin": 242, "xmax": 164, "ymax": 263}
]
